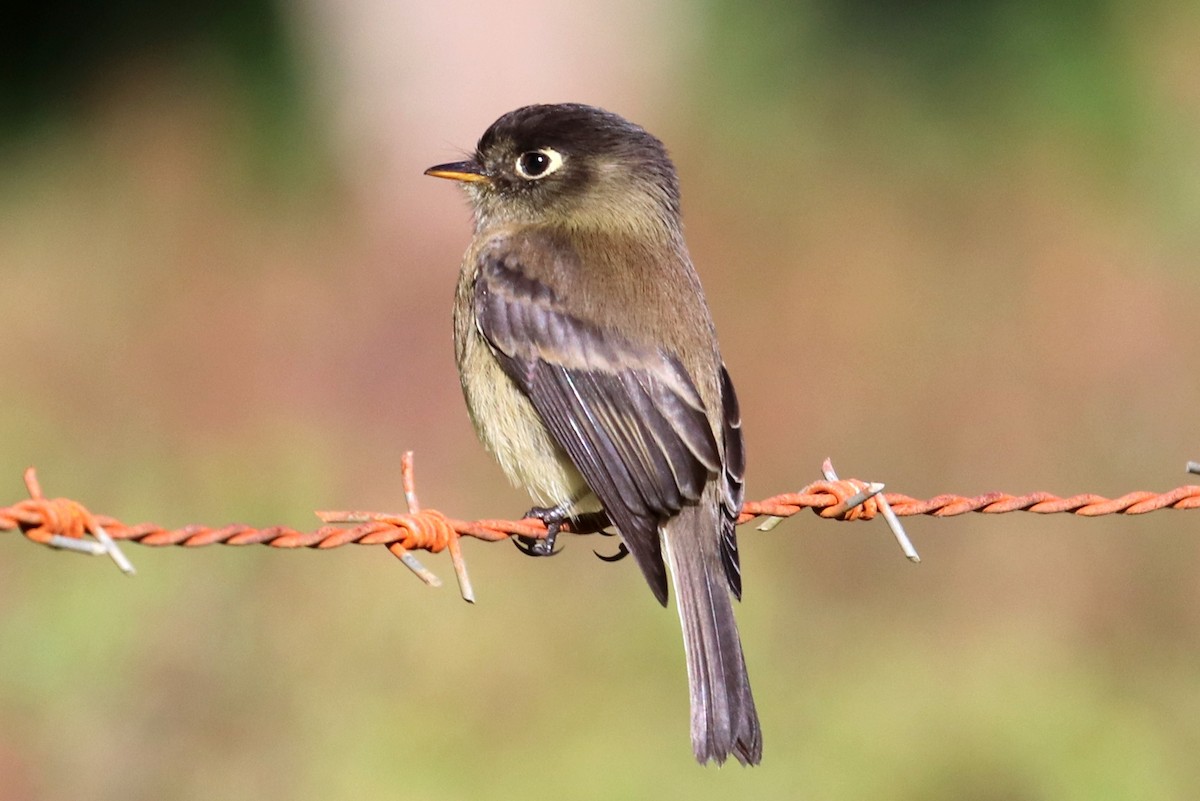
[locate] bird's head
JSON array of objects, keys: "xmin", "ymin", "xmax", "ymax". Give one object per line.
[{"xmin": 426, "ymin": 103, "xmax": 681, "ymax": 236}]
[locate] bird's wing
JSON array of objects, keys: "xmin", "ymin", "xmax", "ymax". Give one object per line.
[
  {"xmin": 717, "ymin": 364, "xmax": 746, "ymax": 600},
  {"xmin": 473, "ymin": 236, "xmax": 722, "ymax": 605}
]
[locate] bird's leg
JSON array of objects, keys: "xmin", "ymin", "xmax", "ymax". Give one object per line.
[
  {"xmin": 514, "ymin": 483, "xmax": 609, "ymax": 557},
  {"xmin": 514, "ymin": 500, "xmax": 574, "ymax": 557},
  {"xmin": 514, "ymin": 503, "xmax": 624, "ymax": 559}
]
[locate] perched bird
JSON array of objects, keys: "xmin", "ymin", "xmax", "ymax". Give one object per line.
[{"xmin": 426, "ymin": 103, "xmax": 761, "ymax": 765}]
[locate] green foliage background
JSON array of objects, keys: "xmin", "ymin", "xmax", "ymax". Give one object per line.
[{"xmin": 2, "ymin": 1, "xmax": 1199, "ymax": 798}]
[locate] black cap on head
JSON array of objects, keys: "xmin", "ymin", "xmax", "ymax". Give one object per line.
[
  {"xmin": 476, "ymin": 103, "xmax": 680, "ymax": 214},
  {"xmin": 478, "ymin": 104, "xmax": 660, "ymax": 161}
]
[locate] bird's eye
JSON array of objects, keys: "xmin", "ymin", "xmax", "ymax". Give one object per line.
[{"xmin": 515, "ymin": 148, "xmax": 564, "ymax": 180}]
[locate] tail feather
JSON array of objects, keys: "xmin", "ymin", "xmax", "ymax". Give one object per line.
[{"xmin": 663, "ymin": 504, "xmax": 761, "ymax": 766}]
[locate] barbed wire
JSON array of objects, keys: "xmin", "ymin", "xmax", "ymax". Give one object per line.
[{"xmin": 4, "ymin": 454, "xmax": 1199, "ymax": 602}]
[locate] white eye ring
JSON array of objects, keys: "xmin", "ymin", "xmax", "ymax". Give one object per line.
[{"xmin": 515, "ymin": 148, "xmax": 565, "ymax": 180}]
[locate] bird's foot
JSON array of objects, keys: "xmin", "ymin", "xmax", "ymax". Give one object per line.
[
  {"xmin": 514, "ymin": 505, "xmax": 568, "ymax": 557},
  {"xmin": 513, "ymin": 507, "xmax": 628, "ymax": 561}
]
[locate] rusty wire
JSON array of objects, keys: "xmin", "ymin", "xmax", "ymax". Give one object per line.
[{"xmin": 4, "ymin": 454, "xmax": 1199, "ymax": 601}]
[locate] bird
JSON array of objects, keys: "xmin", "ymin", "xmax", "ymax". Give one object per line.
[{"xmin": 425, "ymin": 103, "xmax": 761, "ymax": 765}]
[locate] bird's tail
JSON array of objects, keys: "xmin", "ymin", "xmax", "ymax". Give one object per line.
[{"xmin": 663, "ymin": 503, "xmax": 762, "ymax": 766}]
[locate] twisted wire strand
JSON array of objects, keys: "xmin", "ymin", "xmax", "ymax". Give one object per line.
[
  {"xmin": 6, "ymin": 467, "xmax": 1199, "ymax": 550},
  {"xmin": 5, "ymin": 461, "xmax": 1199, "ymax": 599}
]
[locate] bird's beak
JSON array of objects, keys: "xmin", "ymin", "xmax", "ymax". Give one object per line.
[{"xmin": 424, "ymin": 160, "xmax": 490, "ymax": 183}]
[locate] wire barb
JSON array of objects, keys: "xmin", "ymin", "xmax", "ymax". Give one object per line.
[
  {"xmin": 314, "ymin": 453, "xmax": 475, "ymax": 601},
  {"xmin": 820, "ymin": 458, "xmax": 920, "ymax": 563},
  {"xmin": 400, "ymin": 451, "xmax": 474, "ymax": 603},
  {"xmin": 10, "ymin": 467, "xmax": 136, "ymax": 575}
]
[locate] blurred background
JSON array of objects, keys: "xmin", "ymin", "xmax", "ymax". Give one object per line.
[{"xmin": 2, "ymin": 0, "xmax": 1199, "ymax": 798}]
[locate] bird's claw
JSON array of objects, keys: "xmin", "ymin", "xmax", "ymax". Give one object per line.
[
  {"xmin": 514, "ymin": 534, "xmax": 563, "ymax": 557},
  {"xmin": 593, "ymin": 542, "xmax": 629, "ymax": 562}
]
